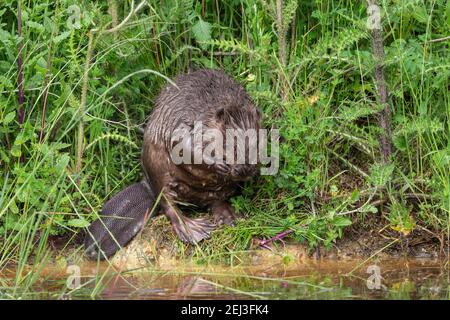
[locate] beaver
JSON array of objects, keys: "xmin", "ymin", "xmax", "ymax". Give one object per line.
[{"xmin": 84, "ymin": 69, "xmax": 262, "ymax": 259}]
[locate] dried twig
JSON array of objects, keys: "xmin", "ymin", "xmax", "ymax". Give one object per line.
[
  {"xmin": 427, "ymin": 35, "xmax": 450, "ymax": 43},
  {"xmin": 17, "ymin": 1, "xmax": 24, "ymax": 163},
  {"xmin": 367, "ymin": 0, "xmax": 392, "ymax": 163},
  {"xmin": 107, "ymin": 0, "xmax": 118, "ymax": 31},
  {"xmin": 75, "ymin": 31, "xmax": 94, "ymax": 182},
  {"xmin": 17, "ymin": 1, "xmax": 24, "ymax": 126},
  {"xmin": 276, "ymin": 0, "xmax": 288, "ymax": 102},
  {"xmin": 39, "ymin": 6, "xmax": 59, "ymax": 143}
]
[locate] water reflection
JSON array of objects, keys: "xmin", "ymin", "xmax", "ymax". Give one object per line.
[
  {"xmin": 2, "ymin": 258, "xmax": 449, "ymax": 300},
  {"xmin": 89, "ymin": 259, "xmax": 450, "ymax": 300}
]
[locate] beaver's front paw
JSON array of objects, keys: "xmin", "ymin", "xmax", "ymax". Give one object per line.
[
  {"xmin": 211, "ymin": 201, "xmax": 236, "ymax": 227},
  {"xmin": 172, "ymin": 216, "xmax": 216, "ymax": 244}
]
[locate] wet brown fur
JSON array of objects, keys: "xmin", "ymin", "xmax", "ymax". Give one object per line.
[{"xmin": 142, "ymin": 69, "xmax": 261, "ymax": 243}]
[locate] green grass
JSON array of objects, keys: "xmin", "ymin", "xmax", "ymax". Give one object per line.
[{"xmin": 0, "ymin": 0, "xmax": 449, "ymax": 297}]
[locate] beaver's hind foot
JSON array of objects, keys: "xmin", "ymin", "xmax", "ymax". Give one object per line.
[{"xmin": 164, "ymin": 204, "xmax": 216, "ymax": 244}]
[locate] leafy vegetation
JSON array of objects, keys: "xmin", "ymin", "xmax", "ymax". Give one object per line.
[{"xmin": 0, "ymin": 0, "xmax": 449, "ymax": 273}]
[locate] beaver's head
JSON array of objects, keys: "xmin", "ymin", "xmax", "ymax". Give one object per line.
[
  {"xmin": 168, "ymin": 102, "xmax": 263, "ymax": 182},
  {"xmin": 202, "ymin": 102, "xmax": 262, "ymax": 181}
]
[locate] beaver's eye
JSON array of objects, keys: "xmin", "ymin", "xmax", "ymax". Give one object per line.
[{"xmin": 216, "ymin": 108, "xmax": 225, "ymax": 120}]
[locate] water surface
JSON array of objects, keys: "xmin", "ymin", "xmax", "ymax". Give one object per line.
[{"xmin": 3, "ymin": 258, "xmax": 448, "ymax": 299}]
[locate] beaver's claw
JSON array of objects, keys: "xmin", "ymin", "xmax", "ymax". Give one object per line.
[{"xmin": 214, "ymin": 162, "xmax": 231, "ymax": 175}]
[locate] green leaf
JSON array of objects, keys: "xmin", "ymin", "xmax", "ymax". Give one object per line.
[
  {"xmin": 51, "ymin": 142, "xmax": 71, "ymax": 150},
  {"xmin": 14, "ymin": 133, "xmax": 28, "ymax": 146},
  {"xmin": 361, "ymin": 204, "xmax": 378, "ymax": 214},
  {"xmin": 367, "ymin": 163, "xmax": 394, "ymax": 188},
  {"xmin": 446, "ymin": 0, "xmax": 450, "ymax": 26},
  {"xmin": 411, "ymin": 5, "xmax": 428, "ymax": 24},
  {"xmin": 0, "ymin": 75, "xmax": 13, "ymax": 89},
  {"xmin": 10, "ymin": 145, "xmax": 21, "ymax": 158},
  {"xmin": 53, "ymin": 31, "xmax": 71, "ymax": 44},
  {"xmin": 55, "ymin": 154, "xmax": 70, "ymax": 172},
  {"xmin": 192, "ymin": 18, "xmax": 211, "ymax": 48},
  {"xmin": 9, "ymin": 199, "xmax": 19, "ymax": 214},
  {"xmin": 350, "ymin": 189, "xmax": 360, "ymax": 203},
  {"xmin": 0, "ymin": 149, "xmax": 9, "ymax": 164},
  {"xmin": 3, "ymin": 111, "xmax": 15, "ymax": 125},
  {"xmin": 432, "ymin": 150, "xmax": 450, "ymax": 169},
  {"xmin": 333, "ymin": 216, "xmax": 352, "ymax": 227},
  {"xmin": 67, "ymin": 218, "xmax": 90, "ymax": 228},
  {"xmin": 26, "ymin": 21, "xmax": 45, "ymax": 32},
  {"xmin": 418, "ymin": 102, "xmax": 427, "ymax": 116}
]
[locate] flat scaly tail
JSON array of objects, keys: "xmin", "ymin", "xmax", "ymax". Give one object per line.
[{"xmin": 84, "ymin": 180, "xmax": 157, "ymax": 260}]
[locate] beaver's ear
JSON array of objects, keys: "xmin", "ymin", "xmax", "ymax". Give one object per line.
[
  {"xmin": 255, "ymin": 107, "xmax": 262, "ymax": 120},
  {"xmin": 216, "ymin": 108, "xmax": 225, "ymax": 121}
]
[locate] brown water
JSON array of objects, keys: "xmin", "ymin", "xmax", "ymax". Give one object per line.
[{"xmin": 2, "ymin": 258, "xmax": 449, "ymax": 299}]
